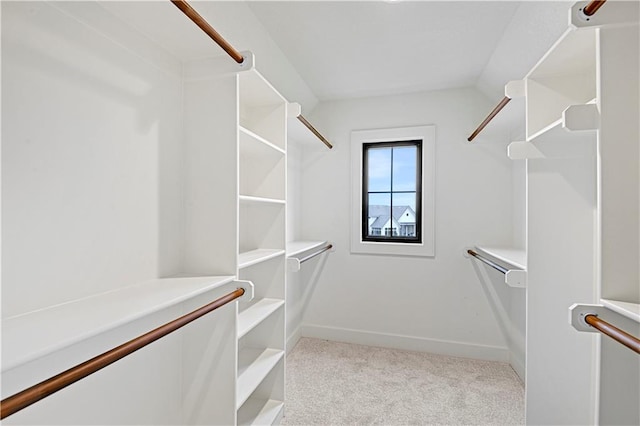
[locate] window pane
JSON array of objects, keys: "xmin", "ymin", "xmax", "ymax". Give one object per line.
[
  {"xmin": 392, "ymin": 192, "xmax": 417, "ymax": 212},
  {"xmin": 367, "ymin": 147, "xmax": 391, "ymax": 192},
  {"xmin": 367, "ymin": 193, "xmax": 390, "ymax": 238},
  {"xmin": 392, "ymin": 146, "xmax": 417, "ymax": 191},
  {"xmin": 393, "ymin": 193, "xmax": 417, "ymax": 237}
]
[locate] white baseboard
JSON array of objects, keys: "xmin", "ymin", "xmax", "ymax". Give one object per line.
[
  {"xmin": 300, "ymin": 323, "xmax": 509, "ymax": 362},
  {"xmin": 286, "ymin": 325, "xmax": 302, "ymax": 354}
]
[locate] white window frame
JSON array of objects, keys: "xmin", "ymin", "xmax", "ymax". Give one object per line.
[{"xmin": 351, "ymin": 125, "xmax": 435, "ymax": 257}]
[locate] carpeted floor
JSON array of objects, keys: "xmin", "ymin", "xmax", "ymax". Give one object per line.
[{"xmin": 282, "ymin": 338, "xmax": 524, "ymax": 425}]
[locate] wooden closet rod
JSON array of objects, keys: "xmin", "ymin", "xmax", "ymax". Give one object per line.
[
  {"xmin": 0, "ymin": 287, "xmax": 246, "ymax": 420},
  {"xmin": 467, "ymin": 249, "xmax": 509, "ymax": 274},
  {"xmin": 584, "ymin": 314, "xmax": 640, "ymax": 354},
  {"xmin": 583, "ymin": 0, "xmax": 607, "ymax": 16},
  {"xmin": 298, "ymin": 115, "xmax": 333, "ymax": 149},
  {"xmin": 467, "ymin": 96, "xmax": 511, "ymax": 142},
  {"xmin": 170, "ymin": 0, "xmax": 244, "ymax": 64}
]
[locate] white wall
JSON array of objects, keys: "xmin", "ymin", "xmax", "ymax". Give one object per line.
[
  {"xmin": 296, "ymin": 87, "xmax": 517, "ymax": 360},
  {"xmin": 1, "ymin": 1, "xmax": 184, "ymax": 318}
]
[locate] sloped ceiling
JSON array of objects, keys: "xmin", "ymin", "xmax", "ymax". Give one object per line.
[
  {"xmin": 247, "ymin": 1, "xmax": 573, "ymax": 102},
  {"xmin": 99, "ymin": 1, "xmax": 573, "ymax": 105}
]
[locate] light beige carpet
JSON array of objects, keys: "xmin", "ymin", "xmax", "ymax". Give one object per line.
[{"xmin": 282, "ymin": 338, "xmax": 524, "ymax": 425}]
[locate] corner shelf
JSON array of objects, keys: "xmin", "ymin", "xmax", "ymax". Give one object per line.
[{"xmin": 471, "ymin": 246, "xmax": 527, "ymax": 288}]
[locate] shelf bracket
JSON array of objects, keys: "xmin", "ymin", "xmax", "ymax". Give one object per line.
[
  {"xmin": 505, "ymin": 270, "xmax": 526, "ymax": 288},
  {"xmin": 569, "ymin": 303, "xmax": 609, "ymax": 332},
  {"xmin": 505, "ymin": 80, "xmax": 525, "ymax": 99},
  {"xmin": 563, "ymin": 104, "xmax": 599, "ymax": 131},
  {"xmin": 571, "ymin": 1, "xmax": 639, "ymax": 28},
  {"xmin": 183, "ymin": 50, "xmax": 255, "ymax": 81},
  {"xmin": 234, "ymin": 279, "xmax": 255, "ymax": 302},
  {"xmin": 287, "ymin": 257, "xmax": 302, "ymax": 272}
]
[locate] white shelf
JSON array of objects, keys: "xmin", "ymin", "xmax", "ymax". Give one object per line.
[
  {"xmin": 239, "ymin": 70, "xmax": 286, "ymax": 109},
  {"xmin": 237, "ymin": 298, "xmax": 284, "ymax": 339},
  {"xmin": 475, "ymin": 246, "xmax": 526, "ymax": 270},
  {"xmin": 238, "ymin": 70, "xmax": 286, "ymax": 152},
  {"xmin": 237, "ymin": 348, "xmax": 285, "ymax": 409},
  {"xmin": 508, "ymin": 117, "xmax": 597, "ymax": 160},
  {"xmin": 525, "ymin": 27, "xmax": 597, "ymax": 139},
  {"xmin": 239, "ymin": 195, "xmax": 286, "ymax": 205},
  {"xmin": 238, "ymin": 398, "xmax": 284, "ymax": 426},
  {"xmin": 240, "ymin": 126, "xmax": 285, "ymax": 157},
  {"xmin": 238, "ymin": 249, "xmax": 286, "ymax": 270},
  {"xmin": 601, "ymin": 299, "xmax": 640, "ymax": 324},
  {"xmin": 286, "ymin": 240, "xmax": 328, "ymax": 257},
  {"xmin": 472, "ymin": 246, "xmax": 527, "ymax": 288},
  {"xmin": 1, "ymin": 275, "xmax": 237, "ymax": 371}
]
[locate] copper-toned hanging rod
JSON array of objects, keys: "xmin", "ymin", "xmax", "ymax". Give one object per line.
[
  {"xmin": 298, "ymin": 115, "xmax": 333, "ymax": 149},
  {"xmin": 467, "ymin": 96, "xmax": 511, "ymax": 142},
  {"xmin": 583, "ymin": 0, "xmax": 607, "ymax": 16},
  {"xmin": 0, "ymin": 287, "xmax": 246, "ymax": 420},
  {"xmin": 170, "ymin": 0, "xmax": 244, "ymax": 64},
  {"xmin": 584, "ymin": 314, "xmax": 640, "ymax": 354}
]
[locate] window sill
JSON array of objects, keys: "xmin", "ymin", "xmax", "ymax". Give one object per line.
[{"xmin": 350, "ymin": 240, "xmax": 434, "ymax": 257}]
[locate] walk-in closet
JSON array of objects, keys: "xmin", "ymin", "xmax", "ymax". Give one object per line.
[{"xmin": 2, "ymin": 1, "xmax": 638, "ymax": 425}]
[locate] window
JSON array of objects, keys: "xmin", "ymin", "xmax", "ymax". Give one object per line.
[
  {"xmin": 351, "ymin": 125, "xmax": 435, "ymax": 257},
  {"xmin": 362, "ymin": 141, "xmax": 422, "ymax": 243}
]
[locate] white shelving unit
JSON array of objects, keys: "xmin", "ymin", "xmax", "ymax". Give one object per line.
[
  {"xmin": 183, "ymin": 55, "xmax": 287, "ymax": 425},
  {"xmin": 512, "ymin": 23, "xmax": 600, "ymax": 425},
  {"xmin": 236, "ymin": 68, "xmax": 287, "ymax": 426},
  {"xmin": 506, "ymin": 3, "xmax": 639, "ymax": 424}
]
